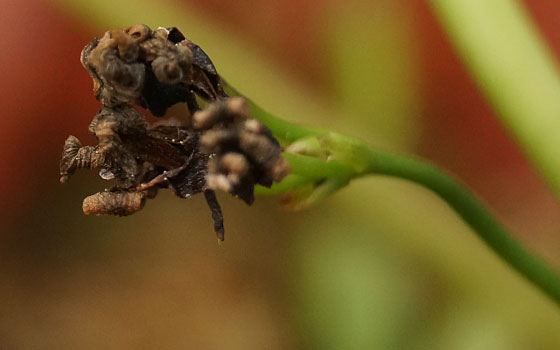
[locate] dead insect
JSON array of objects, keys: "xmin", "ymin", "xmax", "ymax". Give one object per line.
[{"xmin": 61, "ymin": 25, "xmax": 290, "ymax": 241}]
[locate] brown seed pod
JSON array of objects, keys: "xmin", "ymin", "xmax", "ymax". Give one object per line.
[
  {"xmin": 124, "ymin": 24, "xmax": 151, "ymax": 43},
  {"xmin": 81, "ymin": 29, "xmax": 146, "ymax": 106},
  {"xmin": 194, "ymin": 98, "xmax": 290, "ymax": 203},
  {"xmin": 60, "ymin": 136, "xmax": 106, "ymax": 183},
  {"xmin": 83, "ymin": 191, "xmax": 148, "ymax": 216}
]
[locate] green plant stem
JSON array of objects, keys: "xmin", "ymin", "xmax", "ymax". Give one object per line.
[
  {"xmin": 230, "ymin": 82, "xmax": 560, "ymax": 306},
  {"xmin": 271, "ymin": 144, "xmax": 560, "ymax": 306},
  {"xmin": 222, "ymin": 80, "xmax": 326, "ymax": 142},
  {"xmin": 253, "ymin": 126, "xmax": 560, "ymax": 306},
  {"xmin": 363, "ymin": 148, "xmax": 560, "ymax": 306}
]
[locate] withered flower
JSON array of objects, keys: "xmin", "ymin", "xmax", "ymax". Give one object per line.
[
  {"xmin": 194, "ymin": 98, "xmax": 290, "ymax": 204},
  {"xmin": 61, "ymin": 25, "xmax": 289, "ymax": 241}
]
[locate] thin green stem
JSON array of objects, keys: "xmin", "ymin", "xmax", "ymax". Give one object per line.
[
  {"xmin": 363, "ymin": 147, "xmax": 560, "ymax": 306},
  {"xmin": 255, "ymin": 174, "xmax": 314, "ymax": 195},
  {"xmin": 222, "ymin": 80, "xmax": 325, "ymax": 142},
  {"xmin": 283, "ymin": 153, "xmax": 355, "ymax": 180},
  {"xmin": 228, "ymin": 82, "xmax": 560, "ymax": 306}
]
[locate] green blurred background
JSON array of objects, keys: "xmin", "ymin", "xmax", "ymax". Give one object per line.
[{"xmin": 2, "ymin": 0, "xmax": 560, "ymax": 348}]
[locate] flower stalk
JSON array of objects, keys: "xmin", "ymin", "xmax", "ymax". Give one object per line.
[{"xmin": 227, "ymin": 81, "xmax": 560, "ymax": 307}]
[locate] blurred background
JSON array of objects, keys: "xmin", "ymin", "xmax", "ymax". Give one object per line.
[{"xmin": 2, "ymin": 0, "xmax": 560, "ymax": 348}]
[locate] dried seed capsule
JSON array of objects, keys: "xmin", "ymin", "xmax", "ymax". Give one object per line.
[
  {"xmin": 151, "ymin": 56, "xmax": 184, "ymax": 85},
  {"xmin": 269, "ymin": 156, "xmax": 291, "ymax": 182},
  {"xmin": 225, "ymin": 97, "xmax": 251, "ymax": 119},
  {"xmin": 112, "ymin": 29, "xmax": 140, "ymax": 63},
  {"xmin": 192, "ymin": 97, "xmax": 249, "ymax": 129},
  {"xmin": 81, "ymin": 30, "xmax": 145, "ymax": 106},
  {"xmin": 221, "ymin": 152, "xmax": 249, "ymax": 179},
  {"xmin": 60, "ymin": 136, "xmax": 106, "ymax": 183},
  {"xmin": 82, "ymin": 191, "xmax": 147, "ymax": 216},
  {"xmin": 124, "ymin": 24, "xmax": 151, "ymax": 43},
  {"xmin": 193, "ymin": 98, "xmax": 290, "ymax": 202}
]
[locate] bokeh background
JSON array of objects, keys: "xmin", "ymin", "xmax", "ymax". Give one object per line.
[{"xmin": 2, "ymin": 0, "xmax": 560, "ymax": 348}]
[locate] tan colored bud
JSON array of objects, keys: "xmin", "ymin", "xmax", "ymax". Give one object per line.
[{"xmin": 83, "ymin": 191, "xmax": 147, "ymax": 216}]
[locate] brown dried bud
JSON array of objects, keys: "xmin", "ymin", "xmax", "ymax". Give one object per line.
[
  {"xmin": 221, "ymin": 152, "xmax": 249, "ymax": 178},
  {"xmin": 81, "ymin": 29, "xmax": 145, "ymax": 106},
  {"xmin": 112, "ymin": 29, "xmax": 139, "ymax": 63},
  {"xmin": 89, "ymin": 104, "xmax": 147, "ymax": 138},
  {"xmin": 139, "ymin": 28, "xmax": 193, "ymax": 85},
  {"xmin": 151, "ymin": 56, "xmax": 184, "ymax": 85},
  {"xmin": 270, "ymin": 156, "xmax": 291, "ymax": 183},
  {"xmin": 225, "ymin": 97, "xmax": 252, "ymax": 118},
  {"xmin": 193, "ymin": 97, "xmax": 250, "ymax": 129},
  {"xmin": 194, "ymin": 98, "xmax": 290, "ymax": 203},
  {"xmin": 60, "ymin": 136, "xmax": 106, "ymax": 183},
  {"xmin": 83, "ymin": 191, "xmax": 147, "ymax": 216},
  {"xmin": 91, "ymin": 106, "xmax": 148, "ymax": 177},
  {"xmin": 124, "ymin": 24, "xmax": 151, "ymax": 43},
  {"xmin": 238, "ymin": 126, "xmax": 287, "ymax": 184},
  {"xmin": 207, "ymin": 152, "xmax": 249, "ymax": 192}
]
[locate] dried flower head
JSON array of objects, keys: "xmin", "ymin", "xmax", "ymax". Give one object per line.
[
  {"xmin": 61, "ymin": 25, "xmax": 290, "ymax": 241},
  {"xmin": 194, "ymin": 98, "xmax": 290, "ymax": 204}
]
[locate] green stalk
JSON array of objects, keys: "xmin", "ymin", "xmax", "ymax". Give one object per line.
[
  {"xmin": 305, "ymin": 132, "xmax": 560, "ymax": 306},
  {"xmin": 233, "ymin": 87, "xmax": 560, "ymax": 306},
  {"xmin": 364, "ymin": 148, "xmax": 560, "ymax": 306},
  {"xmin": 428, "ymin": 0, "xmax": 560, "ymax": 200},
  {"xmin": 222, "ymin": 80, "xmax": 326, "ymax": 142}
]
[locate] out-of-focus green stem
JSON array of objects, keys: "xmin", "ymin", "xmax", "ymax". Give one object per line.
[{"xmin": 428, "ymin": 0, "xmax": 560, "ymax": 201}]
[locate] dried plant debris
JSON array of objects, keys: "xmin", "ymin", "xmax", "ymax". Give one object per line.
[{"xmin": 61, "ymin": 25, "xmax": 289, "ymax": 241}]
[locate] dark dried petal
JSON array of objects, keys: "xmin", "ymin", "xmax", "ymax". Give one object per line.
[
  {"xmin": 165, "ymin": 154, "xmax": 208, "ymax": 198},
  {"xmin": 203, "ymin": 190, "xmax": 225, "ymax": 241},
  {"xmin": 139, "ymin": 69, "xmax": 192, "ymax": 116},
  {"xmin": 182, "ymin": 40, "xmax": 226, "ymax": 98}
]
